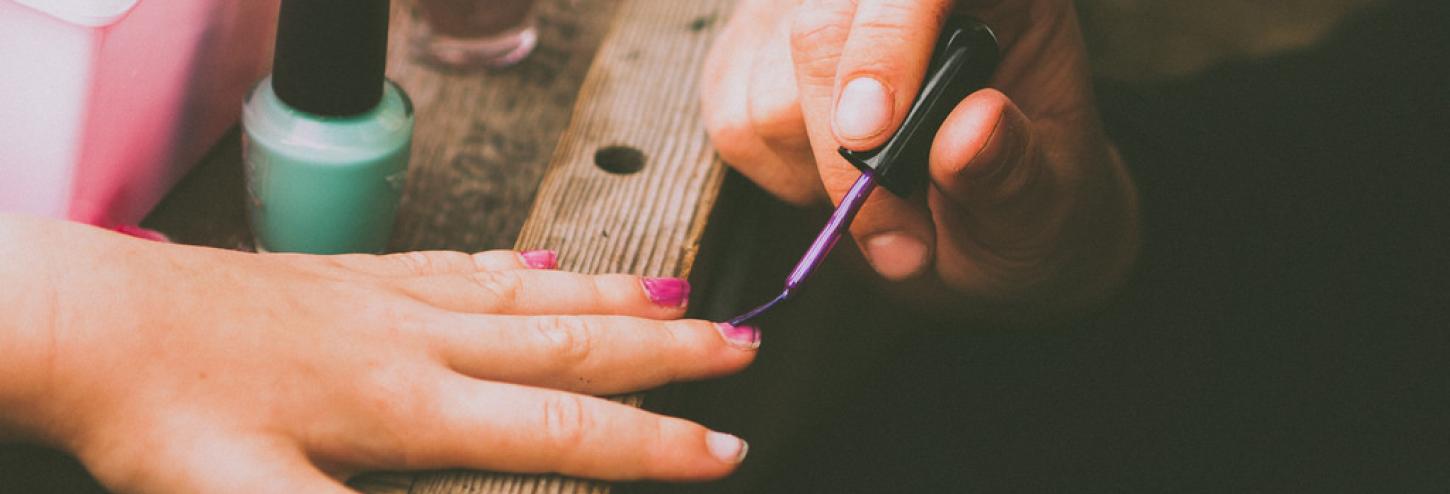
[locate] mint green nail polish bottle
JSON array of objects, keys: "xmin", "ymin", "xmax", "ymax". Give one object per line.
[{"xmin": 242, "ymin": 0, "xmax": 413, "ymax": 254}]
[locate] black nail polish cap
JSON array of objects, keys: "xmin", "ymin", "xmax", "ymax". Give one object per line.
[
  {"xmin": 271, "ymin": 0, "xmax": 391, "ymax": 117},
  {"xmin": 839, "ymin": 16, "xmax": 1000, "ymax": 197}
]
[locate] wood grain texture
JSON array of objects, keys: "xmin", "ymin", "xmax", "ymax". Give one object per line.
[
  {"xmin": 384, "ymin": 0, "xmax": 623, "ymax": 252},
  {"xmin": 510, "ymin": 0, "xmax": 732, "ymax": 277},
  {"xmin": 409, "ymin": 0, "xmax": 735, "ymax": 493}
]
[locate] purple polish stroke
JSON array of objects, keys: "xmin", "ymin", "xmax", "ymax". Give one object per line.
[{"xmin": 728, "ymin": 171, "xmax": 878, "ymax": 326}]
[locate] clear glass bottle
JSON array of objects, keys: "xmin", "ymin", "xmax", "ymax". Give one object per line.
[{"xmin": 409, "ymin": 0, "xmax": 540, "ymax": 69}]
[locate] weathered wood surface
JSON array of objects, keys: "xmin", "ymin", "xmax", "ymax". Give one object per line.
[{"xmin": 408, "ymin": 0, "xmax": 736, "ymax": 493}]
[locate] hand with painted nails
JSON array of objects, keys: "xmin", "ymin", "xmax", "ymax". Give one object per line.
[
  {"xmin": 0, "ymin": 215, "xmax": 757, "ymax": 493},
  {"xmin": 702, "ymin": 0, "xmax": 1140, "ymax": 320}
]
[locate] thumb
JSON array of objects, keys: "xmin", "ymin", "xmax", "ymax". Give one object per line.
[
  {"xmin": 928, "ymin": 89, "xmax": 1074, "ymax": 298},
  {"xmin": 930, "ymin": 89, "xmax": 1052, "ymax": 228}
]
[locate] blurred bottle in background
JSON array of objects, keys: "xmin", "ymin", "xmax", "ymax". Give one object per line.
[{"xmin": 409, "ymin": 0, "xmax": 538, "ymax": 69}]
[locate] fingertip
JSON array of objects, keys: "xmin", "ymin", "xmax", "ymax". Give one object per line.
[
  {"xmin": 931, "ymin": 89, "xmax": 1032, "ymax": 196},
  {"xmin": 933, "ymin": 89, "xmax": 1011, "ymax": 170},
  {"xmin": 667, "ymin": 320, "xmax": 758, "ymax": 380},
  {"xmin": 862, "ymin": 231, "xmax": 931, "ymax": 281},
  {"xmin": 714, "ymin": 323, "xmax": 762, "ymax": 351},
  {"xmin": 650, "ymin": 420, "xmax": 746, "ymax": 481},
  {"xmin": 706, "ymin": 431, "xmax": 749, "ymax": 465}
]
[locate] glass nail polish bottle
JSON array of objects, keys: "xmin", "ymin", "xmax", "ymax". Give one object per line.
[
  {"xmin": 409, "ymin": 0, "xmax": 540, "ymax": 69},
  {"xmin": 242, "ymin": 0, "xmax": 414, "ymax": 254}
]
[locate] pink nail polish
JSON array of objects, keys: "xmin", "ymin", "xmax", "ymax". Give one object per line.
[
  {"xmin": 641, "ymin": 277, "xmax": 690, "ymax": 307},
  {"xmin": 715, "ymin": 323, "xmax": 761, "ymax": 350},
  {"xmin": 519, "ymin": 250, "xmax": 557, "ymax": 269},
  {"xmin": 110, "ymin": 225, "xmax": 171, "ymax": 243}
]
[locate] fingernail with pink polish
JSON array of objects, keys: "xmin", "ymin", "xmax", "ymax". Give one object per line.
[
  {"xmin": 519, "ymin": 250, "xmax": 557, "ymax": 269},
  {"xmin": 641, "ymin": 277, "xmax": 690, "ymax": 307},
  {"xmin": 715, "ymin": 323, "xmax": 761, "ymax": 350}
]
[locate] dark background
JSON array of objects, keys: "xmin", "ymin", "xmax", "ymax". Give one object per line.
[{"xmin": 641, "ymin": 0, "xmax": 1449, "ymax": 491}]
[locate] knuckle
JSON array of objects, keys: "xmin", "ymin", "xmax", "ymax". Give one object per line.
[
  {"xmin": 863, "ymin": 1, "xmax": 950, "ymax": 35},
  {"xmin": 539, "ymin": 394, "xmax": 593, "ymax": 452},
  {"xmin": 469, "ymin": 250, "xmax": 504, "ymax": 270},
  {"xmin": 976, "ymin": 134, "xmax": 1047, "ymax": 209},
  {"xmin": 789, "ymin": 8, "xmax": 846, "ymax": 53},
  {"xmin": 356, "ymin": 367, "xmax": 437, "ymax": 468},
  {"xmin": 789, "ymin": 10, "xmax": 848, "ymax": 80},
  {"xmin": 591, "ymin": 276, "xmax": 624, "ymax": 307},
  {"xmin": 662, "ymin": 320, "xmax": 698, "ymax": 350},
  {"xmin": 533, "ymin": 316, "xmax": 597, "ymax": 368},
  {"xmin": 707, "ymin": 122, "xmax": 765, "ymax": 172},
  {"xmin": 853, "ymin": 15, "xmax": 914, "ymax": 36},
  {"xmin": 704, "ymin": 108, "xmax": 754, "ymax": 149},
  {"xmin": 747, "ymin": 98, "xmax": 805, "ymax": 145},
  {"xmin": 468, "ymin": 270, "xmax": 524, "ymax": 308}
]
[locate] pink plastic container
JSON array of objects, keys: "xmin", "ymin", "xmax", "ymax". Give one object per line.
[{"xmin": 0, "ymin": 0, "xmax": 278, "ymax": 225}]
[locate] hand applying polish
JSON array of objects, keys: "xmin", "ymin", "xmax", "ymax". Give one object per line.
[
  {"xmin": 728, "ymin": 15, "xmax": 1000, "ymax": 326},
  {"xmin": 704, "ymin": 0, "xmax": 1141, "ymax": 323}
]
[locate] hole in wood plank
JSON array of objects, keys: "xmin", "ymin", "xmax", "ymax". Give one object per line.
[{"xmin": 594, "ymin": 145, "xmax": 646, "ymax": 175}]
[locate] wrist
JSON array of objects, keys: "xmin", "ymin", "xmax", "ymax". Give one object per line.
[{"xmin": 0, "ymin": 215, "xmax": 66, "ymax": 444}]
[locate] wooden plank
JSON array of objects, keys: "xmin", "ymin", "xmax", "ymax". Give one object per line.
[
  {"xmin": 381, "ymin": 0, "xmax": 623, "ymax": 253},
  {"xmin": 409, "ymin": 0, "xmax": 736, "ymax": 492},
  {"xmin": 510, "ymin": 0, "xmax": 733, "ymax": 277}
]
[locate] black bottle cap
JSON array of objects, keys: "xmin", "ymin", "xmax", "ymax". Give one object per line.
[
  {"xmin": 839, "ymin": 16, "xmax": 1000, "ymax": 197},
  {"xmin": 271, "ymin": 0, "xmax": 391, "ymax": 117}
]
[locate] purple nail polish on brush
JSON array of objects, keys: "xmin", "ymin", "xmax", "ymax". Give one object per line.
[
  {"xmin": 724, "ymin": 16, "xmax": 1000, "ymax": 326},
  {"xmin": 726, "ymin": 171, "xmax": 877, "ymax": 326},
  {"xmin": 642, "ymin": 277, "xmax": 690, "ymax": 307}
]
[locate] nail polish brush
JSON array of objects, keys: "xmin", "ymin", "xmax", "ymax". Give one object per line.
[{"xmin": 728, "ymin": 16, "xmax": 1000, "ymax": 326}]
